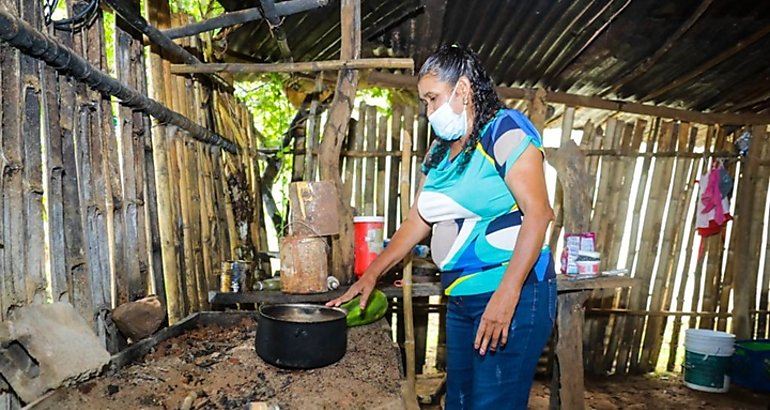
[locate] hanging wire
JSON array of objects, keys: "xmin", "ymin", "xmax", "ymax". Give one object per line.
[{"xmin": 43, "ymin": 0, "xmax": 101, "ymax": 32}]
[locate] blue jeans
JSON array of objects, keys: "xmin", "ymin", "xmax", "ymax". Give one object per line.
[{"xmin": 445, "ymin": 278, "xmax": 556, "ymax": 410}]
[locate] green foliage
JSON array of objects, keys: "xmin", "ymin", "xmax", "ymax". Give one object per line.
[
  {"xmin": 102, "ymin": 10, "xmax": 115, "ymax": 76},
  {"xmin": 168, "ymin": 0, "xmax": 223, "ymax": 21},
  {"xmin": 357, "ymin": 87, "xmax": 392, "ymax": 117},
  {"xmin": 235, "ymin": 74, "xmax": 296, "ymax": 149},
  {"xmin": 235, "ymin": 74, "xmax": 296, "ymax": 226}
]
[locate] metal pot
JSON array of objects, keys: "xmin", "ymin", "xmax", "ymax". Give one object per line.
[{"xmin": 255, "ymin": 303, "xmax": 347, "ymax": 369}]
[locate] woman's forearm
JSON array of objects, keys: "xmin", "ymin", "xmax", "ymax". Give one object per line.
[
  {"xmin": 359, "ymin": 216, "xmax": 430, "ymax": 282},
  {"xmin": 498, "ymin": 210, "xmax": 553, "ymax": 295}
]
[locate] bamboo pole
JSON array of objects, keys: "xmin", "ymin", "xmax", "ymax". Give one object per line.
[
  {"xmin": 305, "ymin": 75, "xmax": 324, "ymax": 181},
  {"xmin": 600, "ymin": 120, "xmax": 647, "ymax": 372},
  {"xmin": 701, "ymin": 128, "xmax": 730, "ymax": 330},
  {"xmin": 363, "ymin": 105, "xmax": 377, "ymax": 215},
  {"xmin": 19, "ymin": 7, "xmax": 46, "ymax": 306},
  {"xmin": 700, "ymin": 234, "xmax": 725, "ymax": 330},
  {"xmin": 41, "ymin": 20, "xmax": 67, "ymax": 302},
  {"xmin": 641, "ymin": 123, "xmax": 694, "ymax": 371},
  {"xmin": 1, "ymin": 3, "xmax": 28, "ymax": 315},
  {"xmin": 211, "ymin": 148, "xmax": 233, "ymax": 262},
  {"xmin": 614, "ymin": 118, "xmax": 659, "ymax": 374},
  {"xmin": 84, "ymin": 13, "xmax": 113, "ymax": 331},
  {"xmin": 667, "ymin": 127, "xmax": 713, "ymax": 371},
  {"xmin": 591, "ymin": 122, "xmax": 633, "ymax": 371},
  {"xmin": 115, "ymin": 17, "xmax": 147, "ymax": 301},
  {"xmin": 376, "ymin": 110, "xmax": 388, "ymax": 216},
  {"xmin": 291, "ymin": 102, "xmax": 308, "ymax": 182},
  {"xmin": 52, "ymin": 14, "xmax": 94, "ymax": 320},
  {"xmin": 171, "ymin": 59, "xmax": 414, "ymax": 75},
  {"xmin": 586, "ymin": 119, "xmax": 623, "ymax": 369},
  {"xmin": 760, "ymin": 138, "xmax": 770, "ymax": 338},
  {"xmin": 387, "ymin": 105, "xmax": 403, "ymax": 237},
  {"xmin": 353, "ymin": 103, "xmax": 366, "ymax": 212},
  {"xmin": 628, "ymin": 122, "xmax": 677, "ymax": 372},
  {"xmin": 402, "ymin": 105, "xmax": 417, "ymax": 203},
  {"xmin": 400, "ymin": 130, "xmax": 416, "ymax": 395},
  {"xmin": 147, "ymin": 0, "xmax": 183, "ymax": 322},
  {"xmin": 744, "ymin": 126, "xmax": 770, "ymax": 337}
]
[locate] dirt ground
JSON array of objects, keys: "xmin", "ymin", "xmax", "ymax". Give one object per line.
[
  {"xmin": 418, "ymin": 372, "xmax": 769, "ymax": 409},
  {"xmin": 527, "ymin": 373, "xmax": 769, "ymax": 410},
  {"xmin": 36, "ymin": 318, "xmax": 404, "ymax": 410}
]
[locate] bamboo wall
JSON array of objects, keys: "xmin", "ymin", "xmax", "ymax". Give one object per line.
[
  {"xmin": 552, "ymin": 111, "xmax": 770, "ymax": 375},
  {"xmin": 0, "ymin": 0, "xmax": 265, "ymax": 368}
]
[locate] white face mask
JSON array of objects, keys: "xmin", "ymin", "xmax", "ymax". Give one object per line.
[{"xmin": 428, "ymin": 82, "xmax": 467, "ymax": 141}]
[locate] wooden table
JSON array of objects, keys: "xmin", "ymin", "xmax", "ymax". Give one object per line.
[
  {"xmin": 550, "ymin": 275, "xmax": 635, "ymax": 410},
  {"xmin": 209, "ymin": 274, "xmax": 634, "ymax": 409}
]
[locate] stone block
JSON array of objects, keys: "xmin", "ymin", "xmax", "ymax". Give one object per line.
[{"xmin": 0, "ymin": 302, "xmax": 110, "ymax": 403}]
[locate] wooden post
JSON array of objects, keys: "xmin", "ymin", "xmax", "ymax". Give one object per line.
[
  {"xmin": 733, "ymin": 126, "xmax": 767, "ymax": 339},
  {"xmin": 317, "ymin": 0, "xmax": 361, "ymax": 284},
  {"xmin": 550, "ymin": 291, "xmax": 590, "ymax": 410},
  {"xmin": 400, "ymin": 132, "xmax": 416, "ymax": 396}
]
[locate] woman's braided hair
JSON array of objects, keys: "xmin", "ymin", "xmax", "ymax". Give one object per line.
[{"xmin": 418, "ymin": 44, "xmax": 504, "ymax": 173}]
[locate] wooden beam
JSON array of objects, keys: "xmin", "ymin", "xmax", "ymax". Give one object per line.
[
  {"xmin": 607, "ymin": 0, "xmax": 714, "ymax": 96},
  {"xmin": 365, "ymin": 71, "xmax": 770, "ymax": 125},
  {"xmin": 161, "ymin": 0, "xmax": 330, "ymax": 40},
  {"xmin": 0, "ymin": 9, "xmax": 239, "ymax": 154},
  {"xmin": 171, "ymin": 58, "xmax": 414, "ymax": 74},
  {"xmin": 642, "ymin": 22, "xmax": 770, "ymax": 102}
]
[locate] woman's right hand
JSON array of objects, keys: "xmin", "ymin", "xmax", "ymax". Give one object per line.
[{"xmin": 326, "ymin": 274, "xmax": 377, "ymax": 309}]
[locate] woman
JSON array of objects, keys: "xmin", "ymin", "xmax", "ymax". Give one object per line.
[{"xmin": 328, "ymin": 44, "xmax": 556, "ymax": 409}]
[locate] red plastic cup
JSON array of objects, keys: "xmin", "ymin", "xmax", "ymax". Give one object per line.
[{"xmin": 353, "ymin": 216, "xmax": 385, "ymax": 278}]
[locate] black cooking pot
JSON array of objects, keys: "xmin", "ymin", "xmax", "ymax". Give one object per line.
[{"xmin": 255, "ymin": 303, "xmax": 348, "ymax": 369}]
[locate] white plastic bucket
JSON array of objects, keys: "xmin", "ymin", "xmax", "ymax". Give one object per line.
[{"xmin": 683, "ymin": 329, "xmax": 735, "ymax": 393}]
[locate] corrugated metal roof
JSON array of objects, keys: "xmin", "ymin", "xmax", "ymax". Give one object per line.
[{"xmin": 219, "ymin": 0, "xmax": 770, "ymax": 114}]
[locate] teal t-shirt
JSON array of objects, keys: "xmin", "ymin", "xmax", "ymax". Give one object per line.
[{"xmin": 417, "ymin": 109, "xmax": 556, "ymax": 296}]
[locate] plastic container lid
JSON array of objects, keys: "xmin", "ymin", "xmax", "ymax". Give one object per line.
[{"xmin": 353, "ymin": 216, "xmax": 385, "ymax": 223}]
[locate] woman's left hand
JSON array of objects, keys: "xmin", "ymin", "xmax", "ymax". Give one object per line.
[{"xmin": 474, "ymin": 289, "xmax": 520, "ymax": 355}]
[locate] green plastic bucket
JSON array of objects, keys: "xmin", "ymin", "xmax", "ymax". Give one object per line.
[{"xmin": 683, "ymin": 329, "xmax": 735, "ymax": 393}]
